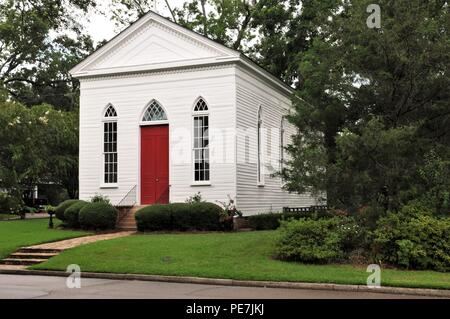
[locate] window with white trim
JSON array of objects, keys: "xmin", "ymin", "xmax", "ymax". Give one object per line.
[
  {"xmin": 257, "ymin": 106, "xmax": 264, "ymax": 185},
  {"xmin": 193, "ymin": 98, "xmax": 209, "ymax": 182},
  {"xmin": 103, "ymin": 105, "xmax": 117, "ymax": 184}
]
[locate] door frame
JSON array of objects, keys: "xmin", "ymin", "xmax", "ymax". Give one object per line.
[{"xmin": 136, "ymin": 106, "xmax": 172, "ymax": 205}]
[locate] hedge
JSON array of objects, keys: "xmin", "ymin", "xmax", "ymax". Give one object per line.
[
  {"xmin": 79, "ymin": 202, "xmax": 118, "ymax": 230},
  {"xmin": 55, "ymin": 199, "xmax": 83, "ymax": 221},
  {"xmin": 248, "ymin": 210, "xmax": 336, "ymax": 230},
  {"xmin": 135, "ymin": 202, "xmax": 224, "ymax": 232},
  {"xmin": 64, "ymin": 201, "xmax": 88, "ymax": 228}
]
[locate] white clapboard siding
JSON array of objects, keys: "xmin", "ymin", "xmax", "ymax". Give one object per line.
[
  {"xmin": 79, "ymin": 65, "xmax": 236, "ymax": 206},
  {"xmin": 235, "ymin": 65, "xmax": 318, "ymax": 215}
]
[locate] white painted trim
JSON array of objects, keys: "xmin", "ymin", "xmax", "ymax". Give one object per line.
[
  {"xmin": 100, "ymin": 183, "xmax": 118, "ymax": 189},
  {"xmin": 256, "ymin": 105, "xmax": 265, "ymax": 186}
]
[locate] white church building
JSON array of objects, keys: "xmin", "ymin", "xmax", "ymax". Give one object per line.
[{"xmin": 71, "ymin": 11, "xmax": 318, "ymax": 215}]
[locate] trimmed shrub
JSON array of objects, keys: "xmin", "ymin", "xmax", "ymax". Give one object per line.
[
  {"xmin": 372, "ymin": 206, "xmax": 450, "ymax": 271},
  {"xmin": 135, "ymin": 202, "xmax": 224, "ymax": 232},
  {"xmin": 64, "ymin": 201, "xmax": 88, "ymax": 228},
  {"xmin": 275, "ymin": 216, "xmax": 360, "ymax": 264},
  {"xmin": 248, "ymin": 213, "xmax": 283, "ymax": 230},
  {"xmin": 248, "ymin": 211, "xmax": 332, "ymax": 230},
  {"xmin": 135, "ymin": 204, "xmax": 172, "ymax": 231},
  {"xmin": 55, "ymin": 199, "xmax": 82, "ymax": 221},
  {"xmin": 190, "ymin": 202, "xmax": 223, "ymax": 231},
  {"xmin": 79, "ymin": 202, "xmax": 118, "ymax": 230},
  {"xmin": 170, "ymin": 203, "xmax": 193, "ymax": 231}
]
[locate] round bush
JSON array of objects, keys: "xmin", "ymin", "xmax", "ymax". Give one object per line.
[
  {"xmin": 64, "ymin": 201, "xmax": 88, "ymax": 228},
  {"xmin": 135, "ymin": 204, "xmax": 172, "ymax": 231},
  {"xmin": 189, "ymin": 202, "xmax": 223, "ymax": 231},
  {"xmin": 275, "ymin": 216, "xmax": 359, "ymax": 264},
  {"xmin": 79, "ymin": 202, "xmax": 118, "ymax": 230},
  {"xmin": 55, "ymin": 199, "xmax": 82, "ymax": 221},
  {"xmin": 170, "ymin": 203, "xmax": 193, "ymax": 230}
]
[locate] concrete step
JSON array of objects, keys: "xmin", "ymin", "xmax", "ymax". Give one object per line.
[
  {"xmin": 18, "ymin": 248, "xmax": 61, "ymax": 254},
  {"xmin": 0, "ymin": 258, "xmax": 47, "ymax": 266},
  {"xmin": 9, "ymin": 252, "xmax": 57, "ymax": 259}
]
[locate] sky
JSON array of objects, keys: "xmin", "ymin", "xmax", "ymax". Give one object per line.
[{"xmin": 85, "ymin": 0, "xmax": 187, "ymax": 44}]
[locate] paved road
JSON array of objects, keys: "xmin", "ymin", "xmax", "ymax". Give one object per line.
[{"xmin": 0, "ymin": 274, "xmax": 435, "ymax": 299}]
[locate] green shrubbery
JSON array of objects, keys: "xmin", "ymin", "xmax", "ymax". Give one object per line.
[
  {"xmin": 135, "ymin": 202, "xmax": 224, "ymax": 232},
  {"xmin": 79, "ymin": 202, "xmax": 118, "ymax": 230},
  {"xmin": 372, "ymin": 205, "xmax": 450, "ymax": 271},
  {"xmin": 64, "ymin": 201, "xmax": 88, "ymax": 228},
  {"xmin": 248, "ymin": 210, "xmax": 337, "ymax": 230},
  {"xmin": 55, "ymin": 199, "xmax": 82, "ymax": 221},
  {"xmin": 275, "ymin": 216, "xmax": 361, "ymax": 263}
]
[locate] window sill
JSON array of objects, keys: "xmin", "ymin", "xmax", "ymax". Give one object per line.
[
  {"xmin": 100, "ymin": 184, "xmax": 118, "ymax": 189},
  {"xmin": 190, "ymin": 181, "xmax": 212, "ymax": 187},
  {"xmin": 257, "ymin": 183, "xmax": 265, "ymax": 187}
]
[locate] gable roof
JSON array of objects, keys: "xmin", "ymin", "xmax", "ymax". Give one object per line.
[{"xmin": 70, "ymin": 10, "xmax": 293, "ymax": 95}]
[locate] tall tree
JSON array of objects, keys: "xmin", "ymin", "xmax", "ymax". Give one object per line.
[
  {"xmin": 283, "ymin": 0, "xmax": 450, "ymax": 210},
  {"xmin": 0, "ymin": 0, "xmax": 96, "ymax": 110}
]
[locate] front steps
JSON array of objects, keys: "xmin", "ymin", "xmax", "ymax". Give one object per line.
[
  {"xmin": 0, "ymin": 248, "xmax": 61, "ymax": 266},
  {"xmin": 117, "ymin": 205, "xmax": 146, "ymax": 231}
]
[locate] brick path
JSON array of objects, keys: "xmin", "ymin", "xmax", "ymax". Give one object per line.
[
  {"xmin": 26, "ymin": 231, "xmax": 134, "ymax": 250},
  {"xmin": 0, "ymin": 231, "xmax": 134, "ymax": 270}
]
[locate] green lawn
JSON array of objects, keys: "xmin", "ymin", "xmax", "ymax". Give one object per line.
[
  {"xmin": 0, "ymin": 219, "xmax": 91, "ymax": 259},
  {"xmin": 31, "ymin": 231, "xmax": 450, "ymax": 289}
]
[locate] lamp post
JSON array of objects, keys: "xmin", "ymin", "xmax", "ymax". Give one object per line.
[{"xmin": 48, "ymin": 211, "xmax": 54, "ymax": 229}]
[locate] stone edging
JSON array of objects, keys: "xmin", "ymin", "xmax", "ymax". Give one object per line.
[{"xmin": 0, "ymin": 268, "xmax": 449, "ymax": 298}]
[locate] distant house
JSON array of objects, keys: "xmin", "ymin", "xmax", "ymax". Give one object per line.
[{"xmin": 70, "ymin": 11, "xmax": 318, "ymax": 215}]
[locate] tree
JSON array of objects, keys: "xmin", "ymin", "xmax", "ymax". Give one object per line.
[
  {"xmin": 283, "ymin": 0, "xmax": 450, "ymax": 210},
  {"xmin": 0, "ymin": 0, "xmax": 96, "ymax": 110},
  {"xmin": 0, "ymin": 101, "xmax": 79, "ymax": 204}
]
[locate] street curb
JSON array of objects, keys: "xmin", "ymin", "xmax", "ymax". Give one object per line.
[{"xmin": 0, "ymin": 268, "xmax": 449, "ymax": 298}]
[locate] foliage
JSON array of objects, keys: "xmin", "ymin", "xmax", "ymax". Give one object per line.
[
  {"xmin": 44, "ymin": 205, "xmax": 56, "ymax": 214},
  {"xmin": 185, "ymin": 192, "xmax": 204, "ymax": 204},
  {"xmin": 0, "ymin": 102, "xmax": 79, "ymax": 203},
  {"xmin": 0, "ymin": 191, "xmax": 23, "ymax": 214},
  {"xmin": 282, "ymin": 0, "xmax": 450, "ymax": 212},
  {"xmin": 90, "ymin": 194, "xmax": 111, "ymax": 205},
  {"xmin": 55, "ymin": 199, "xmax": 82, "ymax": 221},
  {"xmin": 275, "ymin": 217, "xmax": 361, "ymax": 264},
  {"xmin": 0, "ymin": 0, "xmax": 96, "ymax": 110},
  {"xmin": 248, "ymin": 209, "xmax": 338, "ymax": 230},
  {"xmin": 135, "ymin": 204, "xmax": 173, "ymax": 231},
  {"xmin": 79, "ymin": 202, "xmax": 118, "ymax": 230},
  {"xmin": 372, "ymin": 205, "xmax": 450, "ymax": 271},
  {"xmin": 64, "ymin": 201, "xmax": 88, "ymax": 228},
  {"xmin": 135, "ymin": 202, "xmax": 225, "ymax": 232},
  {"xmin": 216, "ymin": 195, "xmax": 243, "ymax": 218}
]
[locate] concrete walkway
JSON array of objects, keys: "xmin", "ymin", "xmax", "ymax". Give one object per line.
[{"xmin": 0, "ymin": 274, "xmax": 437, "ymax": 299}]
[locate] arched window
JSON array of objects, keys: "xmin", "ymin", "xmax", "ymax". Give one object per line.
[
  {"xmin": 103, "ymin": 104, "xmax": 118, "ymax": 184},
  {"xmin": 142, "ymin": 100, "xmax": 167, "ymax": 122},
  {"xmin": 257, "ymin": 106, "xmax": 264, "ymax": 185},
  {"xmin": 193, "ymin": 98, "xmax": 209, "ymax": 182},
  {"xmin": 280, "ymin": 117, "xmax": 285, "ymax": 172}
]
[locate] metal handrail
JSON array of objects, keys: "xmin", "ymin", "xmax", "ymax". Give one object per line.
[{"xmin": 116, "ymin": 185, "xmax": 137, "ymax": 208}]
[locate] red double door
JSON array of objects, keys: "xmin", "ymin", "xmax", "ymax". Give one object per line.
[{"xmin": 140, "ymin": 125, "xmax": 169, "ymax": 205}]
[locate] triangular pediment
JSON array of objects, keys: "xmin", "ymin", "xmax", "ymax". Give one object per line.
[{"xmin": 71, "ymin": 12, "xmax": 239, "ymax": 77}]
